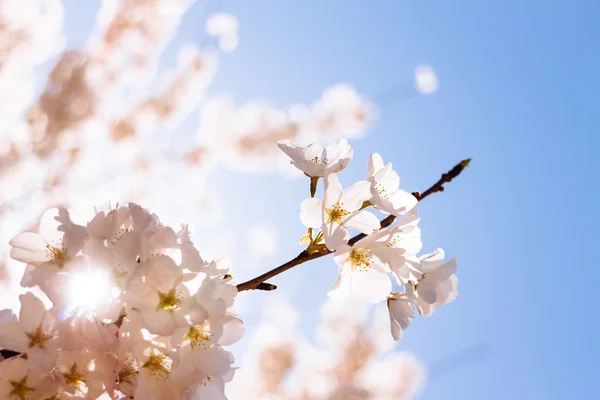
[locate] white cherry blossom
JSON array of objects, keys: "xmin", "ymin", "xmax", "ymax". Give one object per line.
[
  {"xmin": 277, "ymin": 138, "xmax": 353, "ymax": 178},
  {"xmin": 408, "ymin": 248, "xmax": 458, "ymax": 316},
  {"xmin": 387, "ymin": 292, "xmax": 416, "ymax": 341},
  {"xmin": 0, "ymin": 293, "xmax": 58, "ymax": 372},
  {"xmin": 0, "ymin": 357, "xmax": 48, "ymax": 399},
  {"xmin": 9, "ymin": 208, "xmax": 88, "ymax": 288},
  {"xmin": 125, "ymin": 255, "xmax": 199, "ymax": 336},
  {"xmin": 366, "ymin": 153, "xmax": 418, "ymax": 216},
  {"xmin": 300, "ymin": 173, "xmax": 380, "ymax": 250}
]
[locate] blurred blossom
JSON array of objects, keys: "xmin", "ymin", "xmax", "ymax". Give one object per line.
[
  {"xmin": 0, "ymin": 0, "xmax": 65, "ymax": 147},
  {"xmin": 206, "ymin": 13, "xmax": 239, "ymax": 52},
  {"xmin": 195, "ymin": 85, "xmax": 375, "ymax": 175},
  {"xmin": 231, "ymin": 296, "xmax": 426, "ymax": 400},
  {"xmin": 360, "ymin": 353, "xmax": 426, "ymax": 400},
  {"xmin": 414, "ymin": 64, "xmax": 439, "ymax": 94},
  {"xmin": 308, "ymin": 84, "xmax": 378, "ymax": 141}
]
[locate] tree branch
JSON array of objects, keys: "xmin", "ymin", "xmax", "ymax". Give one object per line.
[{"xmin": 236, "ymin": 158, "xmax": 471, "ymax": 292}]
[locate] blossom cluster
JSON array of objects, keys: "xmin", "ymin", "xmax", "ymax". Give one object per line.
[
  {"xmin": 0, "ymin": 203, "xmax": 243, "ymax": 399},
  {"xmin": 0, "ymin": 1, "xmax": 378, "ymax": 283},
  {"xmin": 278, "ymin": 139, "xmax": 458, "ymax": 340}
]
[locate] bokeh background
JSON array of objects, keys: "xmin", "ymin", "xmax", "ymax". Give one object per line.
[{"xmin": 1, "ymin": 1, "xmax": 598, "ymax": 399}]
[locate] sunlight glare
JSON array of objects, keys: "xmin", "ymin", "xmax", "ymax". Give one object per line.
[{"xmin": 68, "ymin": 269, "xmax": 115, "ymax": 312}]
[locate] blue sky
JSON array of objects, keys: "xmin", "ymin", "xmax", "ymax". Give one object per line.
[{"xmin": 61, "ymin": 1, "xmax": 599, "ymax": 398}]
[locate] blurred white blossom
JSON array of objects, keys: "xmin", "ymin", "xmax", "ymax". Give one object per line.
[{"xmin": 414, "ymin": 64, "xmax": 439, "ymax": 94}]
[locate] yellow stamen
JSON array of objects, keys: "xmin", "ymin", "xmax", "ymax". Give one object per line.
[
  {"xmin": 325, "ymin": 202, "xmax": 350, "ymax": 224},
  {"xmin": 45, "ymin": 241, "xmax": 69, "ymax": 267},
  {"xmin": 26, "ymin": 325, "xmax": 53, "ymax": 349},
  {"xmin": 63, "ymin": 363, "xmax": 87, "ymax": 390},
  {"xmin": 142, "ymin": 353, "xmax": 170, "ymax": 379},
  {"xmin": 156, "ymin": 288, "xmax": 181, "ymax": 312},
  {"xmin": 186, "ymin": 325, "xmax": 213, "ymax": 349},
  {"xmin": 9, "ymin": 376, "xmax": 35, "ymax": 400},
  {"xmin": 348, "ymin": 248, "xmax": 372, "ymax": 271}
]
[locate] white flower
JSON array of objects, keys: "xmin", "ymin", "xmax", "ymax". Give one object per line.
[
  {"xmin": 125, "ymin": 255, "xmax": 198, "ymax": 336},
  {"xmin": 300, "ymin": 173, "xmax": 380, "ymax": 250},
  {"xmin": 55, "ymin": 349, "xmax": 106, "ymax": 398},
  {"xmin": 387, "ymin": 292, "xmax": 415, "ymax": 340},
  {"xmin": 277, "ymin": 138, "xmax": 353, "ymax": 177},
  {"xmin": 382, "ymin": 211, "xmax": 423, "ymax": 285},
  {"xmin": 134, "ymin": 347, "xmax": 184, "ymax": 400},
  {"xmin": 0, "ymin": 357, "xmax": 46, "ymax": 399},
  {"xmin": 330, "ymin": 230, "xmax": 398, "ymax": 303},
  {"xmin": 186, "ymin": 370, "xmax": 235, "ymax": 400},
  {"xmin": 0, "ymin": 293, "xmax": 58, "ymax": 372},
  {"xmin": 179, "ymin": 224, "xmax": 208, "ymax": 272},
  {"xmin": 9, "ymin": 208, "xmax": 88, "ymax": 287},
  {"xmin": 366, "ymin": 153, "xmax": 417, "ymax": 216},
  {"xmin": 409, "ymin": 248, "xmax": 458, "ymax": 316}
]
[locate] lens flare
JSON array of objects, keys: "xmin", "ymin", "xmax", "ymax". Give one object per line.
[{"xmin": 67, "ymin": 269, "xmax": 115, "ymax": 312}]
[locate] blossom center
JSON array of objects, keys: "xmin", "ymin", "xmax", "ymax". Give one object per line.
[
  {"xmin": 348, "ymin": 248, "xmax": 372, "ymax": 271},
  {"xmin": 63, "ymin": 363, "xmax": 87, "ymax": 389},
  {"xmin": 325, "ymin": 202, "xmax": 350, "ymax": 224},
  {"xmin": 186, "ymin": 325, "xmax": 213, "ymax": 349},
  {"xmin": 118, "ymin": 358, "xmax": 139, "ymax": 385},
  {"xmin": 375, "ymin": 183, "xmax": 389, "ymax": 199},
  {"xmin": 310, "ymin": 156, "xmax": 328, "ymax": 167},
  {"xmin": 112, "ymin": 228, "xmax": 132, "ymax": 243},
  {"xmin": 9, "ymin": 376, "xmax": 35, "ymax": 400},
  {"xmin": 198, "ymin": 375, "xmax": 213, "ymax": 387},
  {"xmin": 26, "ymin": 325, "xmax": 53, "ymax": 349},
  {"xmin": 156, "ymin": 288, "xmax": 181, "ymax": 312},
  {"xmin": 46, "ymin": 241, "xmax": 69, "ymax": 267},
  {"xmin": 142, "ymin": 353, "xmax": 171, "ymax": 378},
  {"xmin": 386, "ymin": 235, "xmax": 403, "ymax": 248}
]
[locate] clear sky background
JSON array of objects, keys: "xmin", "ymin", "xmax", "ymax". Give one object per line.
[{"xmin": 61, "ymin": 1, "xmax": 599, "ymax": 399}]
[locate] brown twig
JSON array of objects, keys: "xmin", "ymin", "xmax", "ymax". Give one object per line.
[{"xmin": 236, "ymin": 158, "xmax": 471, "ymax": 292}]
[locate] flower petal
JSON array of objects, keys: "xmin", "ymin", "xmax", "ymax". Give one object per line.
[
  {"xmin": 300, "ymin": 198, "xmax": 323, "ymax": 229},
  {"xmin": 352, "ymin": 268, "xmax": 391, "ymax": 303},
  {"xmin": 340, "ymin": 180, "xmax": 372, "ymax": 211},
  {"xmin": 344, "ymin": 210, "xmax": 380, "ymax": 234}
]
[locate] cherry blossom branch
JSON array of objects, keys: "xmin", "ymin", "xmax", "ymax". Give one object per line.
[{"xmin": 236, "ymin": 158, "xmax": 471, "ymax": 292}]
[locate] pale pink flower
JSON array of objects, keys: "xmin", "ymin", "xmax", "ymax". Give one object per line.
[
  {"xmin": 0, "ymin": 292, "xmax": 58, "ymax": 372},
  {"xmin": 9, "ymin": 208, "xmax": 88, "ymax": 287},
  {"xmin": 300, "ymin": 173, "xmax": 380, "ymax": 250},
  {"xmin": 366, "ymin": 153, "xmax": 418, "ymax": 216},
  {"xmin": 277, "ymin": 138, "xmax": 353, "ymax": 178}
]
